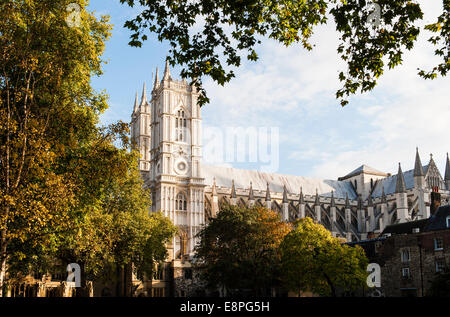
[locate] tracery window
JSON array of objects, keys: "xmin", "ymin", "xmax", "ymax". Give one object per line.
[
  {"xmin": 175, "ymin": 109, "xmax": 187, "ymax": 142},
  {"xmin": 401, "ymin": 249, "xmax": 410, "ymax": 263},
  {"xmin": 176, "ymin": 192, "xmax": 187, "ymax": 211}
]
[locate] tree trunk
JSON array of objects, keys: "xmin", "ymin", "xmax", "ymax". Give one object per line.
[
  {"xmin": 323, "ymin": 273, "xmax": 336, "ymax": 297},
  {"xmin": 0, "ymin": 229, "xmax": 8, "ymax": 297}
]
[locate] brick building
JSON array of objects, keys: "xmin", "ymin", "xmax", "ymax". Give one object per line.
[{"xmin": 350, "ymin": 205, "xmax": 450, "ymax": 296}]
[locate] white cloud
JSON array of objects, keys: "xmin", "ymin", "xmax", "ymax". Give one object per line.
[{"xmin": 201, "ymin": 1, "xmax": 450, "ymax": 180}]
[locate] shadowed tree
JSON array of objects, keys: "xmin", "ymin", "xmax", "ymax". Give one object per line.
[{"xmin": 194, "ymin": 204, "xmax": 292, "ymax": 296}]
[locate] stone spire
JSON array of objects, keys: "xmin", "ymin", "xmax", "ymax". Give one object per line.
[
  {"xmin": 356, "ymin": 194, "xmax": 364, "ymax": 232},
  {"xmin": 314, "ymin": 189, "xmax": 320, "ymax": 206},
  {"xmin": 395, "ymin": 163, "xmax": 406, "ymax": 193},
  {"xmin": 395, "ymin": 163, "xmax": 408, "ymax": 223},
  {"xmin": 140, "ymin": 82, "xmax": 148, "ymax": 106},
  {"xmin": 445, "ymin": 153, "xmax": 450, "ymax": 184},
  {"xmin": 212, "ymin": 177, "xmax": 217, "ymax": 196},
  {"xmin": 414, "ymin": 147, "xmax": 424, "ymax": 177},
  {"xmin": 153, "ymin": 67, "xmax": 160, "ymax": 89},
  {"xmin": 133, "ymin": 90, "xmax": 139, "ymax": 113},
  {"xmin": 345, "ymin": 193, "xmax": 350, "ymax": 209},
  {"xmin": 330, "ymin": 191, "xmax": 336, "ymax": 207},
  {"xmin": 299, "ymin": 187, "xmax": 304, "ymax": 204},
  {"xmin": 265, "ymin": 182, "xmax": 271, "ymax": 201},
  {"xmin": 231, "ymin": 180, "xmax": 236, "ymax": 199},
  {"xmin": 211, "ymin": 177, "xmax": 218, "ymax": 218},
  {"xmin": 381, "ymin": 187, "xmax": 387, "ymax": 204},
  {"xmin": 163, "ymin": 58, "xmax": 171, "ymax": 81},
  {"xmin": 248, "ymin": 182, "xmax": 254, "ymax": 201},
  {"xmin": 367, "ymin": 194, "xmax": 373, "ymax": 207},
  {"xmin": 282, "ymin": 185, "xmax": 288, "ymax": 204},
  {"xmin": 298, "ymin": 187, "xmax": 305, "ymax": 219},
  {"xmin": 357, "ymin": 194, "xmax": 363, "ymax": 210}
]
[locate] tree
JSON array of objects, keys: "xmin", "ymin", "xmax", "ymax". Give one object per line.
[
  {"xmin": 120, "ymin": 0, "xmax": 448, "ymax": 106},
  {"xmin": 279, "ymin": 217, "xmax": 368, "ymax": 297},
  {"xmin": 0, "ymin": 0, "xmax": 111, "ymax": 296},
  {"xmin": 0, "ymin": 0, "xmax": 176, "ymax": 297},
  {"xmin": 49, "ymin": 125, "xmax": 177, "ymax": 295},
  {"xmin": 194, "ymin": 204, "xmax": 291, "ymax": 296}
]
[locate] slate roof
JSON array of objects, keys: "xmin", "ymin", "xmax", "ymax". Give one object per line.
[
  {"xmin": 424, "ymin": 205, "xmax": 450, "ymax": 232},
  {"xmin": 381, "ymin": 205, "xmax": 450, "ymax": 235},
  {"xmin": 201, "ymin": 164, "xmax": 358, "ymax": 199},
  {"xmin": 381, "ymin": 219, "xmax": 429, "ymax": 235},
  {"xmin": 371, "ymin": 165, "xmax": 430, "ymax": 198}
]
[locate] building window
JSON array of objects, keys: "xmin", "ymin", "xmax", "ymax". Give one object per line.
[
  {"xmin": 175, "ymin": 110, "xmax": 187, "ymax": 142},
  {"xmin": 176, "ymin": 192, "xmax": 187, "ymax": 211},
  {"xmin": 434, "ymin": 237, "xmax": 444, "ymax": 251},
  {"xmin": 402, "ymin": 268, "xmax": 411, "ymax": 278},
  {"xmin": 401, "ymin": 249, "xmax": 410, "ymax": 263},
  {"xmin": 153, "ymin": 264, "xmax": 163, "ymax": 280},
  {"xmin": 184, "ymin": 268, "xmax": 193, "ymax": 280},
  {"xmin": 446, "ymin": 216, "xmax": 450, "ymax": 228},
  {"xmin": 435, "ymin": 259, "xmax": 446, "ymax": 273},
  {"xmin": 152, "ymin": 288, "xmax": 164, "ymax": 297}
]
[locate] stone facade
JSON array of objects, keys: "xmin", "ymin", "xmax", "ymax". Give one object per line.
[
  {"xmin": 350, "ymin": 205, "xmax": 450, "ymax": 297},
  {"xmin": 131, "ymin": 60, "xmax": 450, "ymax": 297}
]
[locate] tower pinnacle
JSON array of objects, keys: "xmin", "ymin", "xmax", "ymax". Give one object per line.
[
  {"xmin": 414, "ymin": 147, "xmax": 424, "ymax": 177},
  {"xmin": 396, "ymin": 163, "xmax": 406, "ymax": 193},
  {"xmin": 445, "ymin": 153, "xmax": 450, "ymax": 185},
  {"xmin": 133, "ymin": 90, "xmax": 138, "ymax": 113},
  {"xmin": 154, "ymin": 67, "xmax": 160, "ymax": 89},
  {"xmin": 265, "ymin": 182, "xmax": 271, "ymax": 201},
  {"xmin": 163, "ymin": 58, "xmax": 171, "ymax": 81},
  {"xmin": 283, "ymin": 185, "xmax": 288, "ymax": 204},
  {"xmin": 231, "ymin": 179, "xmax": 236, "ymax": 198},
  {"xmin": 140, "ymin": 82, "xmax": 147, "ymax": 106}
]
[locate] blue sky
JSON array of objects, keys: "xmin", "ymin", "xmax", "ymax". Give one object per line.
[{"xmin": 88, "ymin": 0, "xmax": 450, "ymax": 180}]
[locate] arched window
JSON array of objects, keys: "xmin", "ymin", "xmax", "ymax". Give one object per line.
[
  {"xmin": 176, "ymin": 192, "xmax": 187, "ymax": 211},
  {"xmin": 175, "ymin": 110, "xmax": 187, "ymax": 142}
]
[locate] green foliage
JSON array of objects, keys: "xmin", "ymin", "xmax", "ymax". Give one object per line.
[
  {"xmin": 279, "ymin": 217, "xmax": 368, "ymax": 296},
  {"xmin": 418, "ymin": 0, "xmax": 450, "ymax": 79},
  {"xmin": 194, "ymin": 204, "xmax": 291, "ymax": 296},
  {"xmin": 0, "ymin": 0, "xmax": 176, "ymax": 294},
  {"xmin": 120, "ymin": 0, "xmax": 448, "ymax": 107},
  {"xmin": 0, "ymin": 0, "xmax": 112, "ymax": 294},
  {"xmin": 332, "ymin": 0, "xmax": 423, "ymax": 106}
]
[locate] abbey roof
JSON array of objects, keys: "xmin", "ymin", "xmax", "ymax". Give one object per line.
[
  {"xmin": 338, "ymin": 165, "xmax": 388, "ymax": 180},
  {"xmin": 201, "ymin": 164, "xmax": 357, "ymax": 199}
]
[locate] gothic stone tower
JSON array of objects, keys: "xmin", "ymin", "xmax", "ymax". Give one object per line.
[{"xmin": 133, "ymin": 60, "xmax": 205, "ymax": 263}]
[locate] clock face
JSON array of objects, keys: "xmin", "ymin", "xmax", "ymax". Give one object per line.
[{"xmin": 174, "ymin": 158, "xmax": 189, "ymax": 176}]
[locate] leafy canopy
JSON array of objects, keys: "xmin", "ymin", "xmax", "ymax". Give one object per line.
[
  {"xmin": 0, "ymin": 0, "xmax": 176, "ymax": 293},
  {"xmin": 279, "ymin": 217, "xmax": 368, "ymax": 296},
  {"xmin": 120, "ymin": 0, "xmax": 448, "ymax": 106},
  {"xmin": 194, "ymin": 204, "xmax": 291, "ymax": 295}
]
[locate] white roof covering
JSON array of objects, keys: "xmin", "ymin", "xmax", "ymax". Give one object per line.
[
  {"xmin": 340, "ymin": 164, "xmax": 388, "ymax": 180},
  {"xmin": 201, "ymin": 164, "xmax": 357, "ymax": 199}
]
